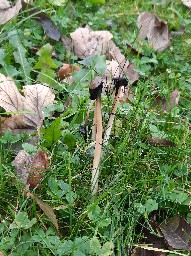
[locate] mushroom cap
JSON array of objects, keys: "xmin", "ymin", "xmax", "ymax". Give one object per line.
[{"xmin": 89, "ymin": 76, "xmax": 103, "ymax": 100}]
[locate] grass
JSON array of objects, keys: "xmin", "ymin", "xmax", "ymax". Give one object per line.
[{"xmin": 0, "ymin": 0, "xmax": 191, "ymax": 255}]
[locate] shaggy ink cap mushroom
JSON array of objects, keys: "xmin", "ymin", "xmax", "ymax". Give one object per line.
[{"xmin": 89, "ymin": 76, "xmax": 103, "ymax": 100}]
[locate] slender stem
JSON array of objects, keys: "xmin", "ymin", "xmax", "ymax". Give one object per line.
[
  {"xmin": 92, "ymin": 107, "xmax": 97, "ymax": 142},
  {"xmin": 104, "ymin": 87, "xmax": 122, "ymax": 145},
  {"xmin": 91, "ymin": 93, "xmax": 102, "ymax": 195}
]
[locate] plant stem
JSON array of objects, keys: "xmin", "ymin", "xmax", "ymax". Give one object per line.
[
  {"xmin": 91, "ymin": 93, "xmax": 102, "ymax": 195},
  {"xmin": 104, "ymin": 86, "xmax": 122, "ymax": 145}
]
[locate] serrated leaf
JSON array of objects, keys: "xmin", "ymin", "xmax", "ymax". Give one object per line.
[
  {"xmin": 90, "ymin": 237, "xmax": 101, "ymax": 254},
  {"xmin": 41, "ymin": 117, "xmax": 63, "ymax": 147},
  {"xmin": 34, "ymin": 44, "xmax": 57, "ymax": 70},
  {"xmin": 8, "ymin": 30, "xmax": 32, "ymax": 83},
  {"xmin": 10, "ymin": 212, "xmax": 36, "ymax": 229},
  {"xmin": 79, "ymin": 55, "xmax": 107, "ymax": 76}
]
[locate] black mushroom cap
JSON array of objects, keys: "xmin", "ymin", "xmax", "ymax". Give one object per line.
[
  {"xmin": 113, "ymin": 77, "xmax": 128, "ymax": 94},
  {"xmin": 89, "ymin": 76, "xmax": 103, "ymax": 100}
]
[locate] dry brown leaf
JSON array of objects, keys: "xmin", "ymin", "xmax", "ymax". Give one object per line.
[
  {"xmin": 0, "ymin": 74, "xmax": 55, "ymax": 133},
  {"xmin": 0, "ymin": 0, "xmax": 22, "ymax": 25},
  {"xmin": 160, "ymin": 216, "xmax": 191, "ymax": 250},
  {"xmin": 131, "ymin": 247, "xmax": 166, "ymax": 256},
  {"xmin": 27, "ymin": 151, "xmax": 49, "ymax": 189},
  {"xmin": 153, "ymin": 89, "xmax": 180, "ymax": 112},
  {"xmin": 137, "ymin": 12, "xmax": 154, "ymax": 40},
  {"xmin": 70, "ymin": 27, "xmax": 113, "ymax": 59},
  {"xmin": 0, "ymin": 252, "xmax": 4, "ymax": 256},
  {"xmin": 27, "ymin": 191, "xmax": 59, "ymax": 231},
  {"xmin": 137, "ymin": 12, "xmax": 171, "ymax": 52},
  {"xmin": 13, "ymin": 150, "xmax": 33, "ymax": 185},
  {"xmin": 14, "ymin": 150, "xmax": 49, "ymax": 189},
  {"xmin": 181, "ymin": 0, "xmax": 191, "ymax": 8},
  {"xmin": 109, "ymin": 42, "xmax": 140, "ymax": 84},
  {"xmin": 148, "ymin": 138, "xmax": 176, "ymax": 147},
  {"xmin": 57, "ymin": 63, "xmax": 80, "ymax": 81}
]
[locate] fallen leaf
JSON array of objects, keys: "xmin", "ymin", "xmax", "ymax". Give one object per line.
[
  {"xmin": 14, "ymin": 150, "xmax": 49, "ymax": 189},
  {"xmin": 109, "ymin": 42, "xmax": 140, "ymax": 84},
  {"xmin": 148, "ymin": 138, "xmax": 176, "ymax": 147},
  {"xmin": 0, "ymin": 251, "xmax": 4, "ymax": 256},
  {"xmin": 0, "ymin": 0, "xmax": 22, "ymax": 25},
  {"xmin": 13, "ymin": 150, "xmax": 33, "ymax": 185},
  {"xmin": 27, "ymin": 191, "xmax": 59, "ymax": 231},
  {"xmin": 137, "ymin": 12, "xmax": 171, "ymax": 52},
  {"xmin": 181, "ymin": 0, "xmax": 191, "ymax": 8},
  {"xmin": 0, "ymin": 73, "xmax": 55, "ymax": 134},
  {"xmin": 131, "ymin": 247, "xmax": 166, "ymax": 256},
  {"xmin": 57, "ymin": 63, "xmax": 80, "ymax": 81},
  {"xmin": 153, "ymin": 89, "xmax": 180, "ymax": 112},
  {"xmin": 160, "ymin": 216, "xmax": 191, "ymax": 250},
  {"xmin": 27, "ymin": 151, "xmax": 49, "ymax": 189},
  {"xmin": 36, "ymin": 14, "xmax": 61, "ymax": 41},
  {"xmin": 70, "ymin": 26, "xmax": 113, "ymax": 59}
]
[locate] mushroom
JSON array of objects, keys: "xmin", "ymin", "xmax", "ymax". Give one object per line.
[
  {"xmin": 89, "ymin": 76, "xmax": 103, "ymax": 195},
  {"xmin": 104, "ymin": 77, "xmax": 128, "ymax": 145}
]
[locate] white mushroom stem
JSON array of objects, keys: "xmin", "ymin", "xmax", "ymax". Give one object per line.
[
  {"xmin": 91, "ymin": 93, "xmax": 102, "ymax": 195},
  {"xmin": 104, "ymin": 86, "xmax": 122, "ymax": 145},
  {"xmin": 84, "ymin": 100, "xmax": 95, "ymax": 128}
]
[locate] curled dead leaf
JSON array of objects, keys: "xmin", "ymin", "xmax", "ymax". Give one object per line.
[
  {"xmin": 137, "ymin": 12, "xmax": 171, "ymax": 52},
  {"xmin": 57, "ymin": 63, "xmax": 80, "ymax": 81},
  {"xmin": 70, "ymin": 26, "xmax": 113, "ymax": 59},
  {"xmin": 148, "ymin": 138, "xmax": 176, "ymax": 147},
  {"xmin": 0, "ymin": 0, "xmax": 22, "ymax": 25},
  {"xmin": 0, "ymin": 74, "xmax": 55, "ymax": 134},
  {"xmin": 153, "ymin": 89, "xmax": 180, "ymax": 112},
  {"xmin": 27, "ymin": 191, "xmax": 59, "ymax": 231},
  {"xmin": 14, "ymin": 150, "xmax": 49, "ymax": 189}
]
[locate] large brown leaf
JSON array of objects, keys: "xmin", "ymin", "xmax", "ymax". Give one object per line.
[
  {"xmin": 70, "ymin": 27, "xmax": 113, "ymax": 59},
  {"xmin": 27, "ymin": 192, "xmax": 59, "ymax": 231},
  {"xmin": 14, "ymin": 150, "xmax": 49, "ymax": 189},
  {"xmin": 137, "ymin": 12, "xmax": 171, "ymax": 52},
  {"xmin": 0, "ymin": 74, "xmax": 55, "ymax": 133},
  {"xmin": 0, "ymin": 0, "xmax": 22, "ymax": 25},
  {"xmin": 160, "ymin": 216, "xmax": 191, "ymax": 250}
]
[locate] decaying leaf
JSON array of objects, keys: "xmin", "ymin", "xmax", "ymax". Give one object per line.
[
  {"xmin": 13, "ymin": 150, "xmax": 33, "ymax": 186},
  {"xmin": 148, "ymin": 138, "xmax": 176, "ymax": 147},
  {"xmin": 131, "ymin": 246, "xmax": 166, "ymax": 256},
  {"xmin": 181, "ymin": 0, "xmax": 191, "ymax": 8},
  {"xmin": 27, "ymin": 191, "xmax": 59, "ymax": 231},
  {"xmin": 0, "ymin": 73, "xmax": 55, "ymax": 134},
  {"xmin": 57, "ymin": 63, "xmax": 80, "ymax": 81},
  {"xmin": 109, "ymin": 42, "xmax": 140, "ymax": 84},
  {"xmin": 132, "ymin": 245, "xmax": 187, "ymax": 256},
  {"xmin": 153, "ymin": 89, "xmax": 180, "ymax": 112},
  {"xmin": 70, "ymin": 27, "xmax": 113, "ymax": 59},
  {"xmin": 160, "ymin": 216, "xmax": 191, "ymax": 250},
  {"xmin": 36, "ymin": 14, "xmax": 61, "ymax": 41},
  {"xmin": 137, "ymin": 12, "xmax": 171, "ymax": 52},
  {"xmin": 14, "ymin": 150, "xmax": 49, "ymax": 189},
  {"xmin": 0, "ymin": 0, "xmax": 22, "ymax": 25}
]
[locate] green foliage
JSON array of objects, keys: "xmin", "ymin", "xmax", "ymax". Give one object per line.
[
  {"xmin": 41, "ymin": 117, "xmax": 64, "ymax": 148},
  {"xmin": 8, "ymin": 30, "xmax": 32, "ymax": 83},
  {"xmin": 34, "ymin": 43, "xmax": 58, "ymax": 88},
  {"xmin": 0, "ymin": 0, "xmax": 191, "ymax": 255}
]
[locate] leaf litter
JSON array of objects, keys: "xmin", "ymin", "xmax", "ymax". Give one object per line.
[
  {"xmin": 0, "ymin": 73, "xmax": 55, "ymax": 134},
  {"xmin": 137, "ymin": 12, "xmax": 171, "ymax": 52}
]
